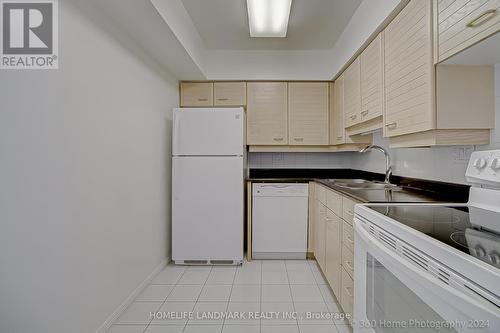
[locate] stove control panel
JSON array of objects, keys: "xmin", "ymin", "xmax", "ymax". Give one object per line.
[{"xmin": 466, "ymin": 150, "xmax": 500, "ymax": 186}]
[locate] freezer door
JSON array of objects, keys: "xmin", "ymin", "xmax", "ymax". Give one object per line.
[
  {"xmin": 172, "ymin": 156, "xmax": 243, "ymax": 262},
  {"xmin": 173, "ymin": 108, "xmax": 244, "ymax": 156}
]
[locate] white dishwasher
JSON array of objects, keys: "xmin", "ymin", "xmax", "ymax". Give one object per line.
[{"xmin": 252, "ymin": 183, "xmax": 309, "ymax": 259}]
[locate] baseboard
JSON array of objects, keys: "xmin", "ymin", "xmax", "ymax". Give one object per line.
[{"xmin": 95, "ymin": 257, "xmax": 170, "ymax": 333}]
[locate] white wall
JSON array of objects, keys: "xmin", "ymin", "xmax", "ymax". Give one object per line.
[{"xmin": 0, "ymin": 2, "xmax": 177, "ymax": 333}]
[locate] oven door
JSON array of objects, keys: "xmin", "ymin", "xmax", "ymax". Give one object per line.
[{"xmin": 354, "ymin": 219, "xmax": 500, "ymax": 333}]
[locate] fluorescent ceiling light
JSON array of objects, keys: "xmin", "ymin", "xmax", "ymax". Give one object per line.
[{"xmin": 247, "ymin": 0, "xmax": 292, "ymax": 37}]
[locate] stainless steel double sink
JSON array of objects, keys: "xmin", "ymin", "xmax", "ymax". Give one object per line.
[{"xmin": 324, "ymin": 179, "xmax": 401, "ymax": 190}]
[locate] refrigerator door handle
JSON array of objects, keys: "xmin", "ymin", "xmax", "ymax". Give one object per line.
[
  {"xmin": 173, "ymin": 159, "xmax": 181, "ymax": 201},
  {"xmin": 173, "ymin": 114, "xmax": 180, "ymax": 155}
]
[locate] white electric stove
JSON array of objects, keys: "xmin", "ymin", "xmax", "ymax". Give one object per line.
[{"xmin": 353, "ymin": 150, "xmax": 500, "ymax": 333}]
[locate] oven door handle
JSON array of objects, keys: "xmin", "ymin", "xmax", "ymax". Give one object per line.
[{"xmin": 355, "ymin": 222, "xmax": 500, "ymax": 319}]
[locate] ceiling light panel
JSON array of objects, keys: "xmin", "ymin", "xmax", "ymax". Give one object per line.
[{"xmin": 247, "ymin": 0, "xmax": 292, "ymax": 37}]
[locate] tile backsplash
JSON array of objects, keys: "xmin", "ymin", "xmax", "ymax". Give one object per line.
[
  {"xmin": 249, "ymin": 64, "xmax": 500, "ymax": 185},
  {"xmin": 248, "ymin": 152, "xmax": 354, "ymax": 169}
]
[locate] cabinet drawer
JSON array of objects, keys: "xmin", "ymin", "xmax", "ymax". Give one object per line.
[
  {"xmin": 316, "ymin": 184, "xmax": 327, "ymax": 205},
  {"xmin": 326, "ymin": 189, "xmax": 342, "ymax": 216},
  {"xmin": 342, "ymin": 220, "xmax": 354, "ymax": 253},
  {"xmin": 342, "ymin": 197, "xmax": 356, "ymax": 224},
  {"xmin": 340, "ymin": 267, "xmax": 354, "ymax": 319},
  {"xmin": 214, "ymin": 82, "xmax": 246, "ymax": 106},
  {"xmin": 438, "ymin": 0, "xmax": 500, "ymax": 61},
  {"xmin": 180, "ymin": 82, "xmax": 213, "ymax": 107},
  {"xmin": 341, "ymin": 244, "xmax": 354, "ymax": 278}
]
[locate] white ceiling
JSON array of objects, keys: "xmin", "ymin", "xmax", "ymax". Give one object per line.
[{"xmin": 180, "ymin": 0, "xmax": 362, "ymax": 50}]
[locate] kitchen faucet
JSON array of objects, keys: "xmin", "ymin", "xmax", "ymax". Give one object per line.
[{"xmin": 359, "ymin": 145, "xmax": 393, "ymax": 184}]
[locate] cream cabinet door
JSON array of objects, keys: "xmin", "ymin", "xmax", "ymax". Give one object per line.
[
  {"xmin": 384, "ymin": 0, "xmax": 435, "ymax": 137},
  {"xmin": 214, "ymin": 82, "xmax": 246, "ymax": 106},
  {"xmin": 180, "ymin": 82, "xmax": 213, "ymax": 107},
  {"xmin": 343, "ymin": 58, "xmax": 361, "ymax": 128},
  {"xmin": 246, "ymin": 82, "xmax": 288, "ymax": 145},
  {"xmin": 315, "ymin": 201, "xmax": 326, "ymax": 271},
  {"xmin": 325, "ymin": 210, "xmax": 342, "ymax": 297},
  {"xmin": 288, "ymin": 82, "xmax": 329, "ymax": 145},
  {"xmin": 437, "ymin": 0, "xmax": 500, "ymax": 62},
  {"xmin": 360, "ymin": 33, "xmax": 383, "ymax": 122},
  {"xmin": 330, "ymin": 77, "xmax": 346, "ymax": 145},
  {"xmin": 340, "ymin": 267, "xmax": 354, "ymax": 323}
]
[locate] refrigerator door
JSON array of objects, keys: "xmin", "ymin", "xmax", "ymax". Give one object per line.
[
  {"xmin": 173, "ymin": 108, "xmax": 244, "ymax": 156},
  {"xmin": 172, "ymin": 156, "xmax": 243, "ymax": 263}
]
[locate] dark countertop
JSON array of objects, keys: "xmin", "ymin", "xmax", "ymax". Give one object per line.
[{"xmin": 248, "ymin": 169, "xmax": 469, "ymax": 203}]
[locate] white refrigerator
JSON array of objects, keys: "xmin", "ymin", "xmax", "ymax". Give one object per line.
[{"xmin": 172, "ymin": 108, "xmax": 245, "ymax": 265}]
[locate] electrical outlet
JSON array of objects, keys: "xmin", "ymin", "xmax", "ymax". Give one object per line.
[
  {"xmin": 464, "ymin": 147, "xmax": 474, "ymax": 161},
  {"xmin": 272, "ymin": 153, "xmax": 284, "ymax": 162},
  {"xmin": 453, "ymin": 146, "xmax": 474, "ymax": 163}
]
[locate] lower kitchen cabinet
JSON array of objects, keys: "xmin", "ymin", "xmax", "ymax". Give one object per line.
[
  {"xmin": 312, "ymin": 182, "xmax": 357, "ymax": 326},
  {"xmin": 341, "ymin": 267, "xmax": 354, "ymax": 323},
  {"xmin": 342, "ymin": 219, "xmax": 354, "ymax": 253},
  {"xmin": 325, "ymin": 209, "xmax": 342, "ymax": 297},
  {"xmin": 314, "ymin": 199, "xmax": 327, "ymax": 271}
]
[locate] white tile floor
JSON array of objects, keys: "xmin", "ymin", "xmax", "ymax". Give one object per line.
[{"xmin": 108, "ymin": 260, "xmax": 351, "ymax": 333}]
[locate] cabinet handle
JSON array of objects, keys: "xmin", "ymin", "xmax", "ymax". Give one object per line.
[
  {"xmin": 385, "ymin": 122, "xmax": 397, "ymax": 129},
  {"xmin": 217, "ymin": 98, "xmax": 229, "ymax": 101},
  {"xmin": 361, "ymin": 110, "xmax": 369, "ymax": 116},
  {"xmin": 346, "ymin": 235, "xmax": 354, "ymax": 244},
  {"xmin": 197, "ymin": 98, "xmax": 208, "ymax": 101},
  {"xmin": 294, "ymin": 137, "xmax": 304, "ymax": 142},
  {"xmin": 273, "ymin": 137, "xmax": 284, "ymax": 142},
  {"xmin": 466, "ymin": 9, "xmax": 497, "ymax": 27},
  {"xmin": 344, "ymin": 261, "xmax": 354, "ymax": 271}
]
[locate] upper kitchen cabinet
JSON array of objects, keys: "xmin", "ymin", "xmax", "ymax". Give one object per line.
[
  {"xmin": 434, "ymin": 0, "xmax": 500, "ymax": 63},
  {"xmin": 180, "ymin": 82, "xmax": 214, "ymax": 107},
  {"xmin": 288, "ymin": 82, "xmax": 329, "ymax": 145},
  {"xmin": 383, "ymin": 0, "xmax": 494, "ymax": 148},
  {"xmin": 330, "ymin": 77, "xmax": 373, "ymax": 148},
  {"xmin": 384, "ymin": 0, "xmax": 435, "ymax": 138},
  {"xmin": 330, "ymin": 79, "xmax": 345, "ymax": 145},
  {"xmin": 246, "ymin": 82, "xmax": 288, "ymax": 145},
  {"xmin": 343, "ymin": 59, "xmax": 361, "ymax": 129},
  {"xmin": 342, "ymin": 34, "xmax": 384, "ymax": 137},
  {"xmin": 214, "ymin": 82, "xmax": 246, "ymax": 106},
  {"xmin": 359, "ymin": 33, "xmax": 383, "ymax": 127}
]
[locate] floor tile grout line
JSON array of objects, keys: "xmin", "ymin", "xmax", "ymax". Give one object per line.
[
  {"xmin": 284, "ymin": 262, "xmax": 300, "ymax": 332},
  {"xmin": 183, "ymin": 265, "xmax": 214, "ymax": 332},
  {"xmin": 111, "ymin": 260, "xmax": 339, "ymax": 333},
  {"xmin": 259, "ymin": 260, "xmax": 262, "ymax": 333},
  {"xmin": 312, "ymin": 264, "xmax": 343, "ymax": 331},
  {"xmin": 141, "ymin": 263, "xmax": 186, "ymax": 333},
  {"xmin": 221, "ymin": 263, "xmax": 238, "ymax": 331}
]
